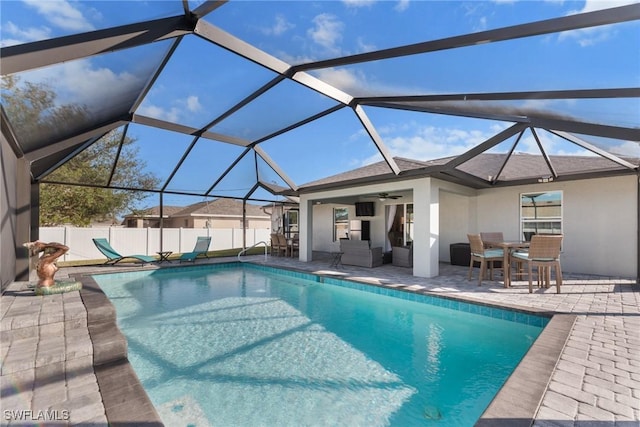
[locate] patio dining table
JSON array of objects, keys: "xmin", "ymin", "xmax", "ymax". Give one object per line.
[{"xmin": 484, "ymin": 240, "xmax": 530, "ymax": 288}]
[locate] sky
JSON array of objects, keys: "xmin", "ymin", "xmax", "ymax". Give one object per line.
[{"xmin": 1, "ymin": 0, "xmax": 639, "ymax": 209}]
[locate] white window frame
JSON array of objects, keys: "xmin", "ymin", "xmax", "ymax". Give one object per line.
[{"xmin": 520, "ymin": 190, "xmax": 563, "ymax": 240}]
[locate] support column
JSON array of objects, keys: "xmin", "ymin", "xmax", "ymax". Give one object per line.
[
  {"xmin": 412, "ymin": 178, "xmax": 439, "ymax": 278},
  {"xmin": 299, "ymin": 198, "xmax": 313, "ymax": 262}
]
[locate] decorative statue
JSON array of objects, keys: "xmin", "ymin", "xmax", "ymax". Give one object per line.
[{"xmin": 24, "ymin": 241, "xmax": 69, "ymax": 288}]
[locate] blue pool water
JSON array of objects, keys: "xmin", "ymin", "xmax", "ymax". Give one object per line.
[{"xmin": 94, "ymin": 263, "xmax": 548, "ymax": 427}]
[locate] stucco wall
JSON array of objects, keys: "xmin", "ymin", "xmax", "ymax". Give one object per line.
[
  {"xmin": 439, "ymin": 191, "xmax": 473, "ymax": 262},
  {"xmin": 473, "ymin": 176, "xmax": 636, "ymax": 278}
]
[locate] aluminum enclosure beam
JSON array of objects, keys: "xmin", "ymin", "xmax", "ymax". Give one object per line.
[
  {"xmin": 133, "ymin": 115, "xmax": 251, "ymax": 147},
  {"xmin": 354, "ymin": 105, "xmax": 401, "ymax": 175},
  {"xmin": 191, "ymin": 0, "xmax": 227, "ymax": 19},
  {"xmin": 356, "ymin": 88, "xmax": 640, "ymax": 104},
  {"xmin": 194, "ymin": 19, "xmax": 291, "ymax": 75},
  {"xmin": 254, "ymin": 146, "xmax": 298, "ymax": 191},
  {"xmin": 1, "ymin": 15, "xmax": 193, "ymax": 75},
  {"xmin": 549, "ymin": 130, "xmax": 639, "ymax": 170},
  {"xmin": 24, "ymin": 121, "xmax": 125, "ymax": 163},
  {"xmin": 443, "ymin": 123, "xmax": 528, "ymax": 169}
]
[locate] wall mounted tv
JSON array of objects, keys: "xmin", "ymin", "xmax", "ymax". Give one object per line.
[{"xmin": 355, "ymin": 201, "xmax": 375, "ymax": 217}]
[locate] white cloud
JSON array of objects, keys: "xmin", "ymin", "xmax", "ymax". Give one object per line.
[
  {"xmin": 476, "ymin": 16, "xmax": 488, "ymax": 31},
  {"xmin": 137, "ymin": 95, "xmax": 203, "ymax": 123},
  {"xmin": 60, "ymin": 62, "xmax": 141, "ymax": 108},
  {"xmin": 342, "ymin": 0, "xmax": 376, "ymax": 8},
  {"xmin": 610, "ymin": 140, "xmax": 640, "ymax": 157},
  {"xmin": 559, "ymin": 0, "xmax": 636, "ymax": 46},
  {"xmin": 395, "ymin": 0, "xmax": 410, "ymax": 12},
  {"xmin": 355, "ymin": 119, "xmax": 613, "ymax": 168},
  {"xmin": 356, "ymin": 37, "xmax": 376, "ymax": 53},
  {"xmin": 22, "ymin": 0, "xmax": 95, "ymax": 32},
  {"xmin": 315, "ymin": 68, "xmax": 365, "ymax": 93},
  {"xmin": 358, "ymin": 122, "xmax": 492, "ymax": 166},
  {"xmin": 137, "ymin": 103, "xmax": 181, "ymax": 124},
  {"xmin": 19, "ymin": 58, "xmax": 147, "ymax": 118},
  {"xmin": 184, "ymin": 96, "xmax": 202, "ymax": 113},
  {"xmin": 2, "ymin": 21, "xmax": 52, "ymax": 45},
  {"xmin": 571, "ymin": 0, "xmax": 637, "ymax": 13},
  {"xmin": 314, "ymin": 67, "xmax": 425, "ymax": 97},
  {"xmin": 307, "ymin": 14, "xmax": 344, "ymax": 54},
  {"xmin": 261, "ymin": 14, "xmax": 295, "ymax": 36}
]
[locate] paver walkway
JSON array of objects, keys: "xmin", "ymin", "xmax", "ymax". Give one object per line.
[
  {"xmin": 1, "ymin": 285, "xmax": 107, "ymax": 426},
  {"xmin": 1, "ymin": 255, "xmax": 638, "ymax": 426}
]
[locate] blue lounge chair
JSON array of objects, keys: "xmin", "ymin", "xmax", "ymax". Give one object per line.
[
  {"xmin": 180, "ymin": 236, "xmax": 211, "ymax": 262},
  {"xmin": 92, "ymin": 238, "xmax": 156, "ymax": 265}
]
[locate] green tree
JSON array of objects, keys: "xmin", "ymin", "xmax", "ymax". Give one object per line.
[{"xmin": 2, "ymin": 75, "xmax": 159, "ymax": 226}]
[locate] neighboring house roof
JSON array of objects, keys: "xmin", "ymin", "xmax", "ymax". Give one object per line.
[
  {"xmin": 125, "ymin": 200, "xmax": 270, "ymax": 221},
  {"xmin": 296, "ymin": 153, "xmax": 638, "ymax": 193},
  {"xmin": 123, "ymin": 206, "xmax": 184, "ymax": 219},
  {"xmin": 168, "ymin": 199, "xmax": 269, "ymax": 218}
]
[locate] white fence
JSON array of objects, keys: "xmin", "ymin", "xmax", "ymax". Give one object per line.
[{"xmin": 39, "ymin": 227, "xmax": 272, "ymax": 262}]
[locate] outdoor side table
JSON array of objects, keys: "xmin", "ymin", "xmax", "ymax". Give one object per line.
[
  {"xmin": 156, "ymin": 251, "xmax": 173, "ymax": 263},
  {"xmin": 329, "ymin": 252, "xmax": 343, "ymax": 268}
]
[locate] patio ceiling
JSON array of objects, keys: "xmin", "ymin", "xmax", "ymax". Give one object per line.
[{"xmin": 1, "ymin": 1, "xmax": 639, "ymax": 204}]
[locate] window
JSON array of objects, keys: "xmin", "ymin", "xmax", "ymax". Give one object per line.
[
  {"xmin": 333, "ymin": 207, "xmax": 349, "ymax": 241},
  {"xmin": 520, "ymin": 191, "xmax": 562, "ymax": 240},
  {"xmin": 285, "ymin": 209, "xmax": 299, "ymax": 237}
]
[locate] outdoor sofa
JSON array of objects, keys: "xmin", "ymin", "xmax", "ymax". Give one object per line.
[{"xmin": 339, "ymin": 239, "xmax": 383, "ymax": 268}]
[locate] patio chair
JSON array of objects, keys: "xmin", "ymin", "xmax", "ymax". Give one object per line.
[
  {"xmin": 270, "ymin": 233, "xmax": 281, "ymax": 256},
  {"xmin": 467, "ymin": 234, "xmax": 504, "ymax": 286},
  {"xmin": 92, "ymin": 238, "xmax": 157, "ymax": 265},
  {"xmin": 275, "ymin": 233, "xmax": 290, "ymax": 257},
  {"xmin": 480, "ymin": 232, "xmax": 503, "ymax": 248},
  {"xmin": 179, "ymin": 236, "xmax": 211, "ymax": 262},
  {"xmin": 512, "ymin": 235, "xmax": 563, "ymax": 293}
]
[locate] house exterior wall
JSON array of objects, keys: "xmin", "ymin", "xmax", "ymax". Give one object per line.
[
  {"xmin": 473, "ymin": 175, "xmax": 636, "ymax": 278},
  {"xmin": 302, "ymin": 174, "xmax": 637, "ymax": 279},
  {"xmin": 312, "ymin": 204, "xmax": 346, "ymax": 253},
  {"xmin": 439, "ymin": 191, "xmax": 473, "ymax": 262}
]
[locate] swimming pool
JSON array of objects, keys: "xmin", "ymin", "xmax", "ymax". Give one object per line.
[{"xmin": 94, "ymin": 263, "xmax": 548, "ymax": 427}]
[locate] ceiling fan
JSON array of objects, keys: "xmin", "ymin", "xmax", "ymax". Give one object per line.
[{"xmin": 366, "ymin": 192, "xmax": 403, "ymax": 201}]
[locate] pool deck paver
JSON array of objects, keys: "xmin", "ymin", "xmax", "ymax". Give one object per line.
[{"xmin": 1, "ymin": 254, "xmax": 638, "ymax": 426}]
